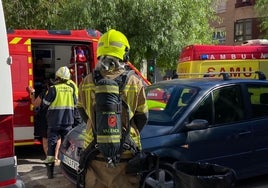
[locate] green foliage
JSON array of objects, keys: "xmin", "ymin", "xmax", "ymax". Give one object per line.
[
  {"xmin": 3, "ymin": 0, "xmax": 68, "ymax": 29},
  {"xmin": 3, "ymin": 0, "xmax": 216, "ymax": 69},
  {"xmin": 255, "ymin": 0, "xmax": 268, "ymax": 38}
]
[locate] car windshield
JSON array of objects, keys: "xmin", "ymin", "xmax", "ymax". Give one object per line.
[{"xmin": 146, "ymin": 84, "xmax": 198, "ymax": 123}]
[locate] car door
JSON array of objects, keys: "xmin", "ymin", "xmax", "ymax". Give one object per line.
[
  {"xmin": 184, "ymin": 85, "xmax": 253, "ymax": 178},
  {"xmin": 246, "ymin": 83, "xmax": 268, "ymax": 174}
]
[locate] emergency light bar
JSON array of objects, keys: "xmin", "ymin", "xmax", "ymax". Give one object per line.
[{"xmin": 200, "ymin": 54, "xmax": 209, "ymax": 60}]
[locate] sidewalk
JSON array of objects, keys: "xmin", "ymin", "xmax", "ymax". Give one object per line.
[{"xmin": 17, "ymin": 158, "xmax": 75, "ymax": 188}]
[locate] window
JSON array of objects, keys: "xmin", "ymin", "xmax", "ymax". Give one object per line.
[
  {"xmin": 247, "ymin": 85, "xmax": 268, "ymax": 118},
  {"xmin": 190, "ymin": 86, "xmax": 244, "ymax": 125},
  {"xmin": 213, "ymin": 28, "xmax": 226, "ymax": 44},
  {"xmin": 213, "ymin": 0, "xmax": 227, "ymax": 14},
  {"xmin": 213, "ymin": 86, "xmax": 244, "ymax": 124},
  {"xmin": 235, "ymin": 0, "xmax": 255, "ymax": 7},
  {"xmin": 234, "ymin": 19, "xmax": 253, "ymax": 42},
  {"xmin": 33, "ymin": 49, "xmax": 52, "ymax": 59},
  {"xmin": 189, "ymin": 93, "xmax": 213, "ymax": 124},
  {"xmin": 147, "ymin": 85, "xmax": 198, "ymax": 123}
]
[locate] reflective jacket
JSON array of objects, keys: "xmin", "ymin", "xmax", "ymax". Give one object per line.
[
  {"xmin": 78, "ymin": 69, "xmax": 148, "ymax": 153},
  {"xmin": 43, "ymin": 82, "xmax": 76, "ymax": 127},
  {"xmin": 67, "ymin": 79, "xmax": 78, "ymax": 98}
]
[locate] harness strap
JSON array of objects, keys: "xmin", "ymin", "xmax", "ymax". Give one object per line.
[
  {"xmin": 95, "ymin": 103, "xmax": 122, "ymax": 113},
  {"xmin": 76, "ymin": 141, "xmax": 99, "ymax": 188}
]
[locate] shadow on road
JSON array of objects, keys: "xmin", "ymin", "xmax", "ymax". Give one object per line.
[{"xmin": 15, "ymin": 145, "xmax": 75, "ymax": 188}]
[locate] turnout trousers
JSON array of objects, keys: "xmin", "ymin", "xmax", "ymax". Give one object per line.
[{"xmin": 85, "ymin": 160, "xmax": 140, "ymax": 188}]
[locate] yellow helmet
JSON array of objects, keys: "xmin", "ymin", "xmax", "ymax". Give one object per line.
[
  {"xmin": 55, "ymin": 66, "xmax": 70, "ymax": 80},
  {"xmin": 97, "ymin": 29, "xmax": 130, "ymax": 62}
]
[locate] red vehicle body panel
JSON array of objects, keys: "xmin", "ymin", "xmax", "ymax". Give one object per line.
[{"xmin": 179, "ymin": 45, "xmax": 268, "ymax": 62}]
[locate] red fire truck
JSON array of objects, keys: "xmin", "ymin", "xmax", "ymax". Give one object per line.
[
  {"xmin": 8, "ymin": 29, "xmax": 101, "ymax": 146},
  {"xmin": 177, "ymin": 44, "xmax": 268, "ymax": 78},
  {"xmin": 8, "ymin": 29, "xmax": 149, "ymax": 146}
]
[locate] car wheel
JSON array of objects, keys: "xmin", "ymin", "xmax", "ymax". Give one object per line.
[{"xmin": 140, "ymin": 162, "xmax": 178, "ymax": 188}]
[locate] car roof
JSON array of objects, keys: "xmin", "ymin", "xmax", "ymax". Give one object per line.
[{"xmin": 150, "ymin": 77, "xmax": 268, "ymax": 90}]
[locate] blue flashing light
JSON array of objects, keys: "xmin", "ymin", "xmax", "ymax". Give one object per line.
[{"xmin": 200, "ymin": 54, "xmax": 209, "ymax": 60}]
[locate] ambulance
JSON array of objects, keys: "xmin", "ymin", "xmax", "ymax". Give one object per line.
[{"xmin": 177, "ymin": 44, "xmax": 268, "ymax": 78}]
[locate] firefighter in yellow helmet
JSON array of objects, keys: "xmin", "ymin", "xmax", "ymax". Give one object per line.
[
  {"xmin": 77, "ymin": 29, "xmax": 148, "ymax": 188},
  {"xmin": 42, "ymin": 66, "xmax": 77, "ymax": 178}
]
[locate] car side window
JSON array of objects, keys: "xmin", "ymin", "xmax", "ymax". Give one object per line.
[
  {"xmin": 189, "ymin": 93, "xmax": 213, "ymax": 124},
  {"xmin": 189, "ymin": 86, "xmax": 245, "ymax": 125},
  {"xmin": 247, "ymin": 84, "xmax": 268, "ymax": 118},
  {"xmin": 213, "ymin": 86, "xmax": 244, "ymax": 124}
]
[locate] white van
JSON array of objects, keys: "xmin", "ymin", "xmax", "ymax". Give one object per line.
[{"xmin": 0, "ymin": 0, "xmax": 24, "ymax": 187}]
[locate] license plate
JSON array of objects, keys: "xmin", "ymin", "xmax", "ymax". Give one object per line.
[{"xmin": 62, "ymin": 154, "xmax": 79, "ymax": 171}]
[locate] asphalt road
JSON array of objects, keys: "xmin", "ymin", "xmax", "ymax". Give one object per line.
[
  {"xmin": 16, "ymin": 145, "xmax": 75, "ymax": 188},
  {"xmin": 15, "ymin": 145, "xmax": 268, "ymax": 188}
]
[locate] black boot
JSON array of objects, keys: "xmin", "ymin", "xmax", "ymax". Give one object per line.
[{"xmin": 45, "ymin": 162, "xmax": 55, "ymax": 179}]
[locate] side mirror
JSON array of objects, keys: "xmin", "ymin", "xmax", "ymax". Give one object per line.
[{"xmin": 185, "ymin": 119, "xmax": 208, "ymax": 130}]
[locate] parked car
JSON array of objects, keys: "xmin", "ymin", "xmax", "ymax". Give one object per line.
[{"xmin": 60, "ymin": 73, "xmax": 268, "ymax": 186}]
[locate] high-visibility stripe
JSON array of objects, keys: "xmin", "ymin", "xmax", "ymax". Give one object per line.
[
  {"xmin": 48, "ymin": 106, "xmax": 75, "ymax": 110},
  {"xmin": 15, "ymin": 38, "xmax": 34, "ymax": 125},
  {"xmin": 28, "ymin": 56, "xmax": 32, "ymax": 64},
  {"xmin": 137, "ymin": 103, "xmax": 148, "ymax": 113},
  {"xmin": 96, "ymin": 85, "xmax": 119, "ymax": 94},
  {"xmin": 9, "ymin": 37, "xmax": 22, "ymax": 44},
  {"xmin": 30, "ymin": 104, "xmax": 34, "ymax": 111},
  {"xmin": 25, "ymin": 38, "xmax": 31, "ymax": 45},
  {"xmin": 9, "ymin": 37, "xmax": 31, "ymax": 45},
  {"xmin": 15, "ymin": 140, "xmax": 42, "ymax": 146},
  {"xmin": 30, "ymin": 115, "xmax": 34, "ymax": 123},
  {"xmin": 97, "ymin": 135, "xmax": 121, "ymax": 143},
  {"xmin": 29, "ymin": 68, "xmax": 33, "ymax": 76},
  {"xmin": 81, "ymin": 83, "xmax": 95, "ymax": 91},
  {"xmin": 29, "ymin": 80, "xmax": 33, "ymax": 87}
]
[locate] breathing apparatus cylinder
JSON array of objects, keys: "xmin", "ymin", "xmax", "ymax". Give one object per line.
[{"xmin": 95, "ymin": 78, "xmax": 122, "ymax": 165}]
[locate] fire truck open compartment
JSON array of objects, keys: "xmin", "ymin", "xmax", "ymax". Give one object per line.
[
  {"xmin": 7, "ymin": 29, "xmax": 101, "ymax": 146},
  {"xmin": 31, "ymin": 40, "xmax": 93, "ymax": 89}
]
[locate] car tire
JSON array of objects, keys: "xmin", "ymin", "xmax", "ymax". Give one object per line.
[{"xmin": 140, "ymin": 162, "xmax": 179, "ymax": 188}]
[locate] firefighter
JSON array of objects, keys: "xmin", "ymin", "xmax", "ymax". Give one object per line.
[
  {"xmin": 77, "ymin": 29, "xmax": 148, "ymax": 188},
  {"xmin": 43, "ymin": 66, "xmax": 77, "ymax": 178}
]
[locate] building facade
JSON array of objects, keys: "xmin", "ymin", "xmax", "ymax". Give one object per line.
[{"xmin": 213, "ymin": 0, "xmax": 263, "ymax": 45}]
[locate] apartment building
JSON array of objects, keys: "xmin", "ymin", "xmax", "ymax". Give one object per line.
[{"xmin": 213, "ymin": 0, "xmax": 263, "ymax": 45}]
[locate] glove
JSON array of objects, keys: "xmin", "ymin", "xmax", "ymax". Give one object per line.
[
  {"xmin": 126, "ymin": 152, "xmax": 159, "ymax": 174},
  {"xmin": 26, "ymin": 86, "xmax": 35, "ymax": 94}
]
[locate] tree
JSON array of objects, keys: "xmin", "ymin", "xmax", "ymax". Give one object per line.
[
  {"xmin": 3, "ymin": 0, "xmax": 216, "ymax": 69},
  {"xmin": 255, "ymin": 0, "xmax": 268, "ymax": 38},
  {"xmin": 2, "ymin": 0, "xmax": 68, "ymax": 29}
]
